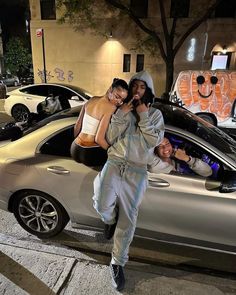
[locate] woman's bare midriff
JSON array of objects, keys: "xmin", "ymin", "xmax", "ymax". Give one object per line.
[{"xmin": 76, "ymin": 133, "xmax": 98, "ymax": 147}]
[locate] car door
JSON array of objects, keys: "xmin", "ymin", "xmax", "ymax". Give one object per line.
[
  {"xmin": 137, "ymin": 133, "xmax": 236, "ymax": 248},
  {"xmin": 50, "ymin": 85, "xmax": 85, "ymax": 108},
  {"xmin": 19, "ymin": 85, "xmax": 51, "ymax": 112},
  {"xmin": 35, "ymin": 125, "xmax": 102, "ymax": 226}
]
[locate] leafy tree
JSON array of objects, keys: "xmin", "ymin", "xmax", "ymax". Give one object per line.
[
  {"xmin": 4, "ymin": 37, "xmax": 32, "ymax": 78},
  {"xmin": 57, "ymin": 0, "xmax": 223, "ymax": 98}
]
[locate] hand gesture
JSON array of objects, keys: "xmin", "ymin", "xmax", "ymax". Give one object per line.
[
  {"xmin": 136, "ymin": 102, "xmax": 149, "ymax": 113},
  {"xmin": 120, "ymin": 98, "xmax": 134, "ymax": 114},
  {"xmin": 174, "ymin": 149, "xmax": 189, "ymax": 162}
]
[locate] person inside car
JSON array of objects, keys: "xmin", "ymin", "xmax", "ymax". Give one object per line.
[
  {"xmin": 71, "ymin": 78, "xmax": 128, "ymax": 166},
  {"xmin": 148, "ymin": 137, "xmax": 212, "ymax": 177}
]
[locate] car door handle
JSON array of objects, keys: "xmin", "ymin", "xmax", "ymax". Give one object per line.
[
  {"xmin": 47, "ymin": 166, "xmax": 70, "ymax": 175},
  {"xmin": 26, "ymin": 97, "xmax": 33, "ymax": 100},
  {"xmin": 148, "ymin": 178, "xmax": 170, "ymax": 187}
]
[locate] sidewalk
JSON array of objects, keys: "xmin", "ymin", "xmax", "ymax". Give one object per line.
[{"xmin": 1, "ymin": 232, "xmax": 236, "ymax": 295}]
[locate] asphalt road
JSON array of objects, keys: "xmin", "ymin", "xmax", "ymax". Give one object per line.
[{"xmin": 1, "ymin": 208, "xmax": 236, "ymax": 294}]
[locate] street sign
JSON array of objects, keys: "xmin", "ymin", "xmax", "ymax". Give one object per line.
[{"xmin": 36, "ymin": 28, "xmax": 43, "ymax": 38}]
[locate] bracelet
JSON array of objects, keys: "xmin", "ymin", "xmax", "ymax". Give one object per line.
[{"xmin": 186, "ymin": 156, "xmax": 191, "ymax": 163}]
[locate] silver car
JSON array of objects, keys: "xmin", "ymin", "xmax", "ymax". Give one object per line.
[
  {"xmin": 0, "ymin": 102, "xmax": 236, "ymax": 254},
  {"xmin": 0, "ymin": 74, "xmax": 20, "ymax": 87}
]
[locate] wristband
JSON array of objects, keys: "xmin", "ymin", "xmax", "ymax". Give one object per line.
[{"xmin": 186, "ymin": 156, "xmax": 191, "ymax": 163}]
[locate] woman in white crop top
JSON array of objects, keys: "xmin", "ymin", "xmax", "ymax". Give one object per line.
[{"xmin": 71, "ymin": 79, "xmax": 128, "ymax": 166}]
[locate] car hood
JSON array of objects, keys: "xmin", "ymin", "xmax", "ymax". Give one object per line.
[{"xmin": 0, "ymin": 140, "xmax": 11, "ymax": 147}]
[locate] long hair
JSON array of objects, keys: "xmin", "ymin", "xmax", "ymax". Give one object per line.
[{"xmin": 111, "ymin": 78, "xmax": 128, "ymax": 91}]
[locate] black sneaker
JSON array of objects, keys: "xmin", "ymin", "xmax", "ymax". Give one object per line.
[
  {"xmin": 104, "ymin": 222, "xmax": 117, "ymax": 240},
  {"xmin": 110, "ymin": 263, "xmax": 125, "ymax": 291}
]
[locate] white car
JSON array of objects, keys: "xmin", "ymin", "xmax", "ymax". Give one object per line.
[
  {"xmin": 0, "ymin": 102, "xmax": 236, "ymax": 256},
  {"xmin": 4, "ymin": 83, "xmax": 92, "ymax": 121}
]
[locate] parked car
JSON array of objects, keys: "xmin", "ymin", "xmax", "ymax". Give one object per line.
[
  {"xmin": 20, "ymin": 74, "xmax": 34, "ymax": 85},
  {"xmin": 0, "ymin": 74, "xmax": 20, "ymax": 87},
  {"xmin": 4, "ymin": 83, "xmax": 93, "ymax": 121},
  {"xmin": 0, "ymin": 101, "xmax": 236, "ymax": 255}
]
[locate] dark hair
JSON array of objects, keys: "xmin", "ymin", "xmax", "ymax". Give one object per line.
[
  {"xmin": 112, "ymin": 78, "xmax": 129, "ymax": 91},
  {"xmin": 126, "ymin": 79, "xmax": 154, "ymax": 106}
]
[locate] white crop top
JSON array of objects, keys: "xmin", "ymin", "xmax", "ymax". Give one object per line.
[{"xmin": 81, "ymin": 113, "xmax": 100, "ymax": 136}]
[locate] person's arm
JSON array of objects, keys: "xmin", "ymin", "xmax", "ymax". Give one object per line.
[
  {"xmin": 174, "ymin": 149, "xmax": 212, "ymax": 177},
  {"xmin": 95, "ymin": 113, "xmax": 113, "ymax": 150},
  {"xmin": 106, "ymin": 104, "xmax": 132, "ymax": 145},
  {"xmin": 137, "ymin": 106, "xmax": 165, "ymax": 149},
  {"xmin": 74, "ymin": 103, "xmax": 86, "ymax": 137}
]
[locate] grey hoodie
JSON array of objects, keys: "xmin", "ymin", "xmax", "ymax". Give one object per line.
[
  {"xmin": 106, "ymin": 71, "xmax": 164, "ymax": 168},
  {"xmin": 129, "ymin": 70, "xmax": 155, "ymax": 96}
]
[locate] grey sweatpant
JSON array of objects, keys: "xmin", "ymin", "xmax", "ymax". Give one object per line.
[{"xmin": 93, "ymin": 160, "xmax": 147, "ymax": 266}]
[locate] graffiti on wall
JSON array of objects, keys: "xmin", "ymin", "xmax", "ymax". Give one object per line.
[
  {"xmin": 174, "ymin": 70, "xmax": 236, "ymax": 122},
  {"xmin": 37, "ymin": 68, "xmax": 74, "ymax": 83},
  {"xmin": 37, "ymin": 69, "xmax": 54, "ymax": 81}
]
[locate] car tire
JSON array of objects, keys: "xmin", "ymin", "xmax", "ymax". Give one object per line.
[
  {"xmin": 11, "ymin": 104, "xmax": 30, "ymax": 122},
  {"xmin": 12, "ymin": 190, "xmax": 70, "ymax": 238}
]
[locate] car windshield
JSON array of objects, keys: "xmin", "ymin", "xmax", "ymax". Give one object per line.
[{"xmin": 154, "ymin": 102, "xmax": 236, "ymax": 162}]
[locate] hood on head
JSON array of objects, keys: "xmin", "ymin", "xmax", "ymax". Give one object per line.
[{"xmin": 129, "ymin": 70, "xmax": 155, "ymax": 96}]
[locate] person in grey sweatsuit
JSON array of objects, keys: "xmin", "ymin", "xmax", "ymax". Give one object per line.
[{"xmin": 93, "ymin": 71, "xmax": 164, "ymax": 291}]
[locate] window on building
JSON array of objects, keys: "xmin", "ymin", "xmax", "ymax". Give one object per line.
[
  {"xmin": 123, "ymin": 54, "xmax": 131, "ymax": 72},
  {"xmin": 214, "ymin": 0, "xmax": 236, "ymax": 18},
  {"xmin": 130, "ymin": 0, "xmax": 148, "ymax": 18},
  {"xmin": 170, "ymin": 0, "xmax": 190, "ymax": 18},
  {"xmin": 40, "ymin": 0, "xmax": 56, "ymax": 20},
  {"xmin": 211, "ymin": 52, "xmax": 231, "ymax": 70},
  {"xmin": 136, "ymin": 54, "xmax": 144, "ymax": 72}
]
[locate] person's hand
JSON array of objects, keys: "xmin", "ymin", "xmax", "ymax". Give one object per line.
[
  {"xmin": 136, "ymin": 102, "xmax": 149, "ymax": 113},
  {"xmin": 120, "ymin": 97, "xmax": 134, "ymax": 113},
  {"xmin": 174, "ymin": 148, "xmax": 190, "ymax": 162}
]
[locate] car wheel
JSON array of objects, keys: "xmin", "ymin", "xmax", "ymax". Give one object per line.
[
  {"xmin": 11, "ymin": 104, "xmax": 30, "ymax": 122},
  {"xmin": 197, "ymin": 114, "xmax": 216, "ymax": 125},
  {"xmin": 12, "ymin": 190, "xmax": 69, "ymax": 238}
]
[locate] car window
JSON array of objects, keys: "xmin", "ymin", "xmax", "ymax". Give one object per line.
[
  {"xmin": 40, "ymin": 126, "xmax": 74, "ymax": 157},
  {"xmin": 20, "ymin": 85, "xmax": 50, "ymax": 96},
  {"xmin": 50, "ymin": 86, "xmax": 77, "ymax": 100},
  {"xmin": 47, "ymin": 86, "xmax": 72, "ymax": 109},
  {"xmin": 154, "ymin": 102, "xmax": 236, "ymax": 161},
  {"xmin": 165, "ymin": 132, "xmax": 223, "ymax": 180}
]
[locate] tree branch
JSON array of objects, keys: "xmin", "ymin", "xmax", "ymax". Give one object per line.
[
  {"xmin": 173, "ymin": 0, "xmax": 223, "ymax": 56},
  {"xmin": 105, "ymin": 0, "xmax": 167, "ymax": 61},
  {"xmin": 159, "ymin": 0, "xmax": 169, "ymax": 38}
]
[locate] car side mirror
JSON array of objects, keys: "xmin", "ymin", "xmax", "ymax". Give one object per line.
[
  {"xmin": 71, "ymin": 95, "xmax": 80, "ymax": 101},
  {"xmin": 219, "ymin": 170, "xmax": 236, "ymax": 193},
  {"xmin": 232, "ymin": 99, "xmax": 236, "ymax": 121}
]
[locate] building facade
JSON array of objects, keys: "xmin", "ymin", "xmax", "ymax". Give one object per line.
[{"xmin": 29, "ymin": 0, "xmax": 236, "ymax": 96}]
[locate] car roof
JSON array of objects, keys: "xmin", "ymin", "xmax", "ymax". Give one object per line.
[
  {"xmin": 13, "ymin": 83, "xmax": 91, "ymax": 94},
  {"xmin": 153, "ymin": 100, "xmax": 236, "ymax": 156}
]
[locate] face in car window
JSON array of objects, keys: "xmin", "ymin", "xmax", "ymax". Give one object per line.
[{"xmin": 163, "ymin": 133, "xmax": 222, "ymax": 179}]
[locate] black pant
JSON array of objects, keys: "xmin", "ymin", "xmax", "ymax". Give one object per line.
[{"xmin": 70, "ymin": 140, "xmax": 107, "ymax": 166}]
